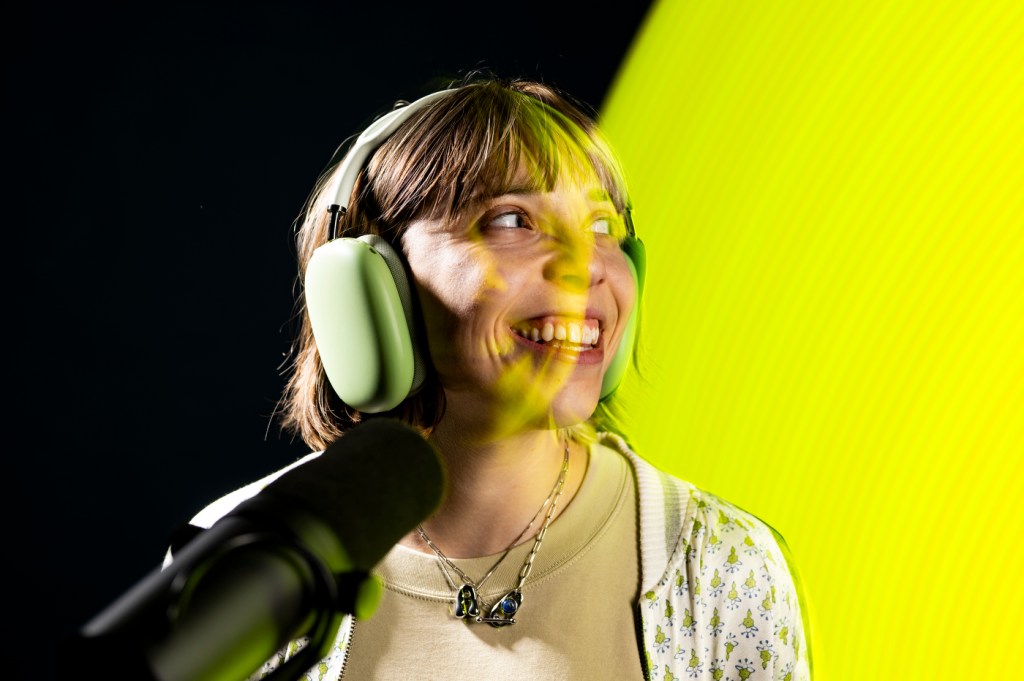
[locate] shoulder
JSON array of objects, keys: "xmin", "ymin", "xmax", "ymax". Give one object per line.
[
  {"xmin": 676, "ymin": 490, "xmax": 811, "ymax": 677},
  {"xmin": 596, "ymin": 431, "xmax": 698, "ymax": 588},
  {"xmin": 188, "ymin": 451, "xmax": 323, "ymax": 529},
  {"xmin": 596, "ymin": 431, "xmax": 797, "ymax": 592},
  {"xmin": 597, "ymin": 431, "xmax": 812, "ymax": 678},
  {"xmin": 162, "ymin": 452, "xmax": 322, "ymax": 568}
]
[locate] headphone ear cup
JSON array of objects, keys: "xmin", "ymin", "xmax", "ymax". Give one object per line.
[
  {"xmin": 357, "ymin": 234, "xmax": 427, "ymax": 393},
  {"xmin": 600, "ymin": 237, "xmax": 646, "ymax": 400},
  {"xmin": 305, "ymin": 236, "xmax": 425, "ymax": 413}
]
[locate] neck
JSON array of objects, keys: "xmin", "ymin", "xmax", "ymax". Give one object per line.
[{"xmin": 399, "ymin": 397, "xmax": 589, "ymax": 558}]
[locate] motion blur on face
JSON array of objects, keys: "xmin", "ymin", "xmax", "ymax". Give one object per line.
[{"xmin": 401, "ymin": 158, "xmax": 636, "ymax": 436}]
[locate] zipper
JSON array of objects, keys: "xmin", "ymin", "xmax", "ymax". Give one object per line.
[{"xmin": 334, "ymin": 617, "xmax": 354, "ymax": 681}]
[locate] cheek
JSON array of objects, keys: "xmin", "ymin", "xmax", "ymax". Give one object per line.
[
  {"xmin": 409, "ymin": 249, "xmax": 507, "ymax": 365},
  {"xmin": 608, "ymin": 249, "xmax": 638, "ymax": 307},
  {"xmin": 412, "ymin": 251, "xmax": 490, "ymax": 325},
  {"xmin": 412, "ymin": 270, "xmax": 471, "ymax": 348}
]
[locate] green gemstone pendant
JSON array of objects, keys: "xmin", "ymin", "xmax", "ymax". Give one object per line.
[{"xmin": 454, "ymin": 584, "xmax": 480, "ymax": 619}]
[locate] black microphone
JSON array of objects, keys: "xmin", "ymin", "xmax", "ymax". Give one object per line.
[{"xmin": 64, "ymin": 417, "xmax": 445, "ymax": 681}]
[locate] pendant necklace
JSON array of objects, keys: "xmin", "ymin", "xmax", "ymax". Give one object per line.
[{"xmin": 416, "ymin": 438, "xmax": 570, "ymax": 627}]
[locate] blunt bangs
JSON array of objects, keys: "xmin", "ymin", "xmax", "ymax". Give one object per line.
[{"xmin": 366, "ymin": 81, "xmax": 630, "ymax": 235}]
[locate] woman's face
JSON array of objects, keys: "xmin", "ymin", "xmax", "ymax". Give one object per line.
[{"xmin": 401, "ymin": 169, "xmax": 636, "ymax": 434}]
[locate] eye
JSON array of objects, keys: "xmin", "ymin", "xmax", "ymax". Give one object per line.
[
  {"xmin": 484, "ymin": 210, "xmax": 531, "ymax": 231},
  {"xmin": 591, "ymin": 217, "xmax": 611, "ymax": 235},
  {"xmin": 591, "ymin": 214, "xmax": 627, "ymax": 242}
]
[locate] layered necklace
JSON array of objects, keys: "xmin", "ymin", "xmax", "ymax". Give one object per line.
[{"xmin": 416, "ymin": 438, "xmax": 570, "ymax": 628}]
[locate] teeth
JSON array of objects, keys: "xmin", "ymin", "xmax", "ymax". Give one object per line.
[{"xmin": 513, "ymin": 319, "xmax": 601, "ymax": 347}]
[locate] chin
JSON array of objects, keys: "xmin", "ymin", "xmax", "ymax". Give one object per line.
[{"xmin": 548, "ymin": 387, "xmax": 602, "ymax": 429}]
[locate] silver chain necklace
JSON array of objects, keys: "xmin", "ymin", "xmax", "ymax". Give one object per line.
[{"xmin": 416, "ymin": 438, "xmax": 570, "ymax": 627}]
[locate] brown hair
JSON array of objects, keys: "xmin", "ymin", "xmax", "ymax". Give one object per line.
[{"xmin": 276, "ymin": 75, "xmax": 634, "ymax": 451}]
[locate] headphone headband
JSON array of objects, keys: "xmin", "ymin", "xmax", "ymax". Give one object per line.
[{"xmin": 327, "ymin": 90, "xmax": 456, "ymax": 213}]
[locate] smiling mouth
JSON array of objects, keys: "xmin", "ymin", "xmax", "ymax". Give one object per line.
[{"xmin": 509, "ymin": 316, "xmax": 601, "ymax": 352}]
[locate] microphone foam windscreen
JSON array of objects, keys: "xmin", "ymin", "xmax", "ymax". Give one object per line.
[{"xmin": 259, "ymin": 417, "xmax": 446, "ymax": 571}]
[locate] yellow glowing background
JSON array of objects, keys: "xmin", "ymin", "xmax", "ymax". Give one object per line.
[{"xmin": 602, "ymin": 1, "xmax": 1023, "ymax": 678}]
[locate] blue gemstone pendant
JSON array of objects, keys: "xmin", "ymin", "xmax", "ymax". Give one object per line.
[{"xmin": 481, "ymin": 589, "xmax": 522, "ymax": 627}]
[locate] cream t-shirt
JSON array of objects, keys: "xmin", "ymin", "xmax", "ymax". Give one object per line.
[{"xmin": 343, "ymin": 441, "xmax": 645, "ymax": 680}]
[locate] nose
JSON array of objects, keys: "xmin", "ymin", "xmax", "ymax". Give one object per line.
[{"xmin": 542, "ymin": 230, "xmax": 606, "ymax": 294}]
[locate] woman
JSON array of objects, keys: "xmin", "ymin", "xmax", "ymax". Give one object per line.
[{"xmin": 181, "ymin": 75, "xmax": 810, "ymax": 680}]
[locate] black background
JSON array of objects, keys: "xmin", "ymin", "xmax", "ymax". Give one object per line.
[{"xmin": 9, "ymin": 0, "xmax": 655, "ymax": 675}]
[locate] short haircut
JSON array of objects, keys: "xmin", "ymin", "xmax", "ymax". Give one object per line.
[{"xmin": 277, "ymin": 74, "xmax": 634, "ymax": 450}]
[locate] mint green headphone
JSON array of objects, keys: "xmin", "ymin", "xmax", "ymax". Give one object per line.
[{"xmin": 304, "ymin": 89, "xmax": 646, "ymax": 413}]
